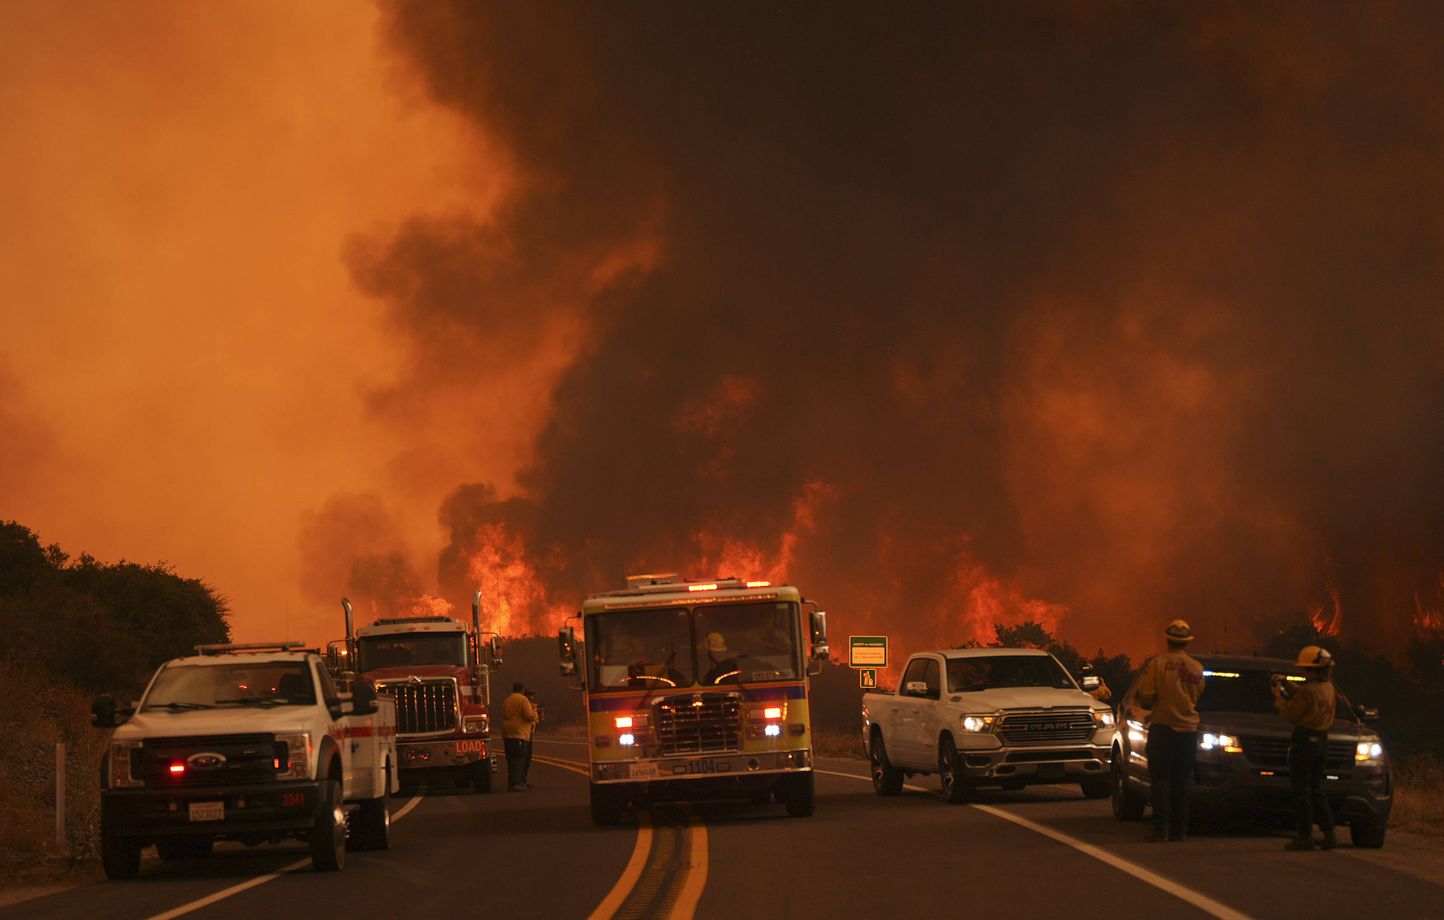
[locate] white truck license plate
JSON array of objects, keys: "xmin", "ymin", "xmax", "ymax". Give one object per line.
[
  {"xmin": 629, "ymin": 763, "xmax": 659, "ymax": 780},
  {"xmin": 188, "ymin": 801, "xmax": 224, "ymax": 822}
]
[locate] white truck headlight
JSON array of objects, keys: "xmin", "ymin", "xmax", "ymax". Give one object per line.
[
  {"xmin": 960, "ymin": 715, "xmax": 996, "ymax": 733},
  {"xmin": 276, "ymin": 732, "xmax": 312, "ymax": 780},
  {"xmin": 1092, "ymin": 710, "xmax": 1116, "ymax": 729},
  {"xmin": 464, "ymin": 715, "xmax": 489, "ymax": 734},
  {"xmin": 1355, "ymin": 741, "xmax": 1383, "ymax": 763},
  {"xmin": 109, "ymin": 740, "xmax": 143, "ymax": 788},
  {"xmin": 1199, "ymin": 732, "xmax": 1241, "ymax": 753}
]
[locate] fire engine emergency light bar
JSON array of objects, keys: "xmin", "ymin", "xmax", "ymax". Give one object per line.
[{"xmin": 194, "ymin": 641, "xmax": 308, "ymax": 656}]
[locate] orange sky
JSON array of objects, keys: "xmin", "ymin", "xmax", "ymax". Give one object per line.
[{"xmin": 0, "ymin": 1, "xmax": 525, "ymax": 644}]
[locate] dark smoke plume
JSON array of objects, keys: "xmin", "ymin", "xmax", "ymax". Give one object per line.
[
  {"xmin": 297, "ymin": 493, "xmax": 424, "ymax": 618},
  {"xmin": 346, "ymin": 2, "xmax": 1444, "ymax": 655}
]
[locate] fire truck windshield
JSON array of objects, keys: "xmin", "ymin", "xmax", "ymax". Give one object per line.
[
  {"xmin": 357, "ymin": 633, "xmax": 467, "ymax": 671},
  {"xmin": 588, "ymin": 602, "xmax": 801, "ymax": 690}
]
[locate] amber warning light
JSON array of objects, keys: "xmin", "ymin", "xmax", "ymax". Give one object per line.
[{"xmin": 688, "ymin": 583, "xmax": 719, "ymax": 592}]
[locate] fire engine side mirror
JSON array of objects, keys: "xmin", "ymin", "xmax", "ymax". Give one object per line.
[
  {"xmin": 488, "ymin": 636, "xmax": 504, "ymax": 669},
  {"xmin": 559, "ymin": 626, "xmax": 577, "ymax": 676},
  {"xmin": 809, "ymin": 610, "xmax": 829, "ymax": 660}
]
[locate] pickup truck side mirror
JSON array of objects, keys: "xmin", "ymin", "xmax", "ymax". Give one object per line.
[
  {"xmin": 1354, "ymin": 705, "xmax": 1380, "ymax": 722},
  {"xmin": 1081, "ymin": 675, "xmax": 1101, "ymax": 691},
  {"xmin": 350, "ymin": 682, "xmax": 379, "ymax": 715},
  {"xmin": 91, "ymin": 694, "xmax": 121, "ymax": 728},
  {"xmin": 559, "ymin": 625, "xmax": 577, "ymax": 677},
  {"xmin": 809, "ymin": 609, "xmax": 829, "ymax": 659},
  {"xmin": 488, "ymin": 635, "xmax": 504, "ymax": 669},
  {"xmin": 904, "ymin": 680, "xmax": 928, "ymax": 697}
]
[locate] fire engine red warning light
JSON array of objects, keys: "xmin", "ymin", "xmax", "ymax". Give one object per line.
[
  {"xmin": 168, "ymin": 763, "xmax": 186, "ymax": 776},
  {"xmin": 746, "ymin": 580, "xmax": 771, "ymax": 588},
  {"xmin": 688, "ymin": 583, "xmax": 719, "ymax": 592}
]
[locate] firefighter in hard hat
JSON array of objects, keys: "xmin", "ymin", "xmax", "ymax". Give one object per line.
[
  {"xmin": 1132, "ymin": 619, "xmax": 1205, "ymax": 842},
  {"xmin": 1079, "ymin": 661, "xmax": 1111, "ymax": 702},
  {"xmin": 1272, "ymin": 645, "xmax": 1338, "ymax": 851}
]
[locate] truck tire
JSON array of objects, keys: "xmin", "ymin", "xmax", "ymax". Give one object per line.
[
  {"xmin": 590, "ymin": 784, "xmax": 623, "ymax": 826},
  {"xmin": 783, "ymin": 772, "xmax": 815, "ymax": 818},
  {"xmin": 1350, "ymin": 817, "xmax": 1387, "ymax": 849},
  {"xmin": 100, "ymin": 829, "xmax": 142, "ymax": 880},
  {"xmin": 309, "ymin": 776, "xmax": 346, "ymax": 871},
  {"xmin": 870, "ymin": 731, "xmax": 904, "ymax": 796},
  {"xmin": 939, "ymin": 736, "xmax": 976, "ymax": 804},
  {"xmin": 156, "ymin": 836, "xmax": 214, "ymax": 861},
  {"xmin": 1111, "ymin": 752, "xmax": 1146, "ymax": 821},
  {"xmin": 471, "ymin": 759, "xmax": 493, "ymax": 794},
  {"xmin": 349, "ymin": 780, "xmax": 390, "ymax": 852}
]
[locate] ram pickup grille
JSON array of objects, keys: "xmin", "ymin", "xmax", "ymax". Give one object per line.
[
  {"xmin": 996, "ymin": 710, "xmax": 1096, "ymax": 746},
  {"xmin": 1240, "ymin": 737, "xmax": 1355, "ymax": 772},
  {"xmin": 135, "ymin": 733, "xmax": 283, "ymax": 787},
  {"xmin": 654, "ymin": 693, "xmax": 742, "ymax": 755},
  {"xmin": 378, "ymin": 679, "xmax": 458, "ymax": 736}
]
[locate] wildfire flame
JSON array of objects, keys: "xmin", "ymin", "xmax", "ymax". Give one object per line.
[
  {"xmin": 465, "ymin": 521, "xmax": 570, "ymax": 636},
  {"xmin": 1415, "ymin": 571, "xmax": 1444, "ymax": 637},
  {"xmin": 1310, "ymin": 580, "xmax": 1343, "ymax": 638}
]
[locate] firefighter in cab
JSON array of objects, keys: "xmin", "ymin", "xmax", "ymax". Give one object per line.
[{"xmin": 1273, "ymin": 645, "xmax": 1338, "ymax": 851}]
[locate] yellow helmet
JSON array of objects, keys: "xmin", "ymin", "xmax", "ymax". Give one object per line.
[
  {"xmin": 706, "ymin": 632, "xmax": 728, "ymax": 654},
  {"xmin": 1296, "ymin": 645, "xmax": 1334, "ymax": 668},
  {"xmin": 1164, "ymin": 619, "xmax": 1195, "ymax": 642}
]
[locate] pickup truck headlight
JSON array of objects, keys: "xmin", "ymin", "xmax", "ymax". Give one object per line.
[
  {"xmin": 275, "ymin": 732, "xmax": 312, "ymax": 780},
  {"xmin": 1092, "ymin": 710, "xmax": 1116, "ymax": 729},
  {"xmin": 109, "ymin": 740, "xmax": 144, "ymax": 788},
  {"xmin": 463, "ymin": 715, "xmax": 489, "ymax": 734},
  {"xmin": 1355, "ymin": 741, "xmax": 1384, "ymax": 763},
  {"xmin": 960, "ymin": 715, "xmax": 996, "ymax": 733},
  {"xmin": 1199, "ymin": 732, "xmax": 1241, "ymax": 753}
]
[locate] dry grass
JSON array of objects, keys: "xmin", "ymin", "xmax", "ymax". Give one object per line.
[
  {"xmin": 0, "ymin": 666, "xmax": 107, "ymax": 879},
  {"xmin": 811, "ymin": 726, "xmax": 864, "ymax": 759},
  {"xmin": 1392, "ymin": 755, "xmax": 1444, "ymax": 837}
]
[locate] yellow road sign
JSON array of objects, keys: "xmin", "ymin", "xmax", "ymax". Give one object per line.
[{"xmin": 858, "ymin": 668, "xmax": 878, "ymax": 689}]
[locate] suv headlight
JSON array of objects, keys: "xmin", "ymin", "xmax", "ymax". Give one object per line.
[
  {"xmin": 1199, "ymin": 732, "xmax": 1241, "ymax": 753},
  {"xmin": 1355, "ymin": 740, "xmax": 1384, "ymax": 763},
  {"xmin": 275, "ymin": 732, "xmax": 312, "ymax": 780},
  {"xmin": 960, "ymin": 714, "xmax": 996, "ymax": 733},
  {"xmin": 463, "ymin": 714, "xmax": 489, "ymax": 734},
  {"xmin": 1092, "ymin": 710, "xmax": 1116, "ymax": 729},
  {"xmin": 109, "ymin": 740, "xmax": 143, "ymax": 788}
]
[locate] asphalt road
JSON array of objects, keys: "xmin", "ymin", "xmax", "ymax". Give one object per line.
[{"xmin": 4, "ymin": 735, "xmax": 1442, "ymax": 920}]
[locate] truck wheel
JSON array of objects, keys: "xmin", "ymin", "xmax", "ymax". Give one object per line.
[
  {"xmin": 1080, "ymin": 779, "xmax": 1111, "ymax": 799},
  {"xmin": 309, "ymin": 777, "xmax": 346, "ymax": 871},
  {"xmin": 939, "ymin": 736, "xmax": 976, "ymax": 804},
  {"xmin": 590, "ymin": 784, "xmax": 624, "ymax": 826},
  {"xmin": 100, "ymin": 830, "xmax": 141, "ymax": 880},
  {"xmin": 1111, "ymin": 752, "xmax": 1146, "ymax": 821},
  {"xmin": 1350, "ymin": 818, "xmax": 1387, "ymax": 848},
  {"xmin": 352, "ymin": 785, "xmax": 390, "ymax": 852},
  {"xmin": 870, "ymin": 732, "xmax": 904, "ymax": 796},
  {"xmin": 471, "ymin": 759, "xmax": 493, "ymax": 794},
  {"xmin": 156, "ymin": 836, "xmax": 214, "ymax": 861},
  {"xmin": 784, "ymin": 772, "xmax": 815, "ymax": 817}
]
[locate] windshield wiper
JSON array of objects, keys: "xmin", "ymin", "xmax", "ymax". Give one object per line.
[
  {"xmin": 148, "ymin": 701, "xmax": 216, "ymax": 711},
  {"xmin": 214, "ymin": 697, "xmax": 291, "ymax": 708}
]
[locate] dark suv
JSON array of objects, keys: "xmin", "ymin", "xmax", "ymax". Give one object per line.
[{"xmin": 1109, "ymin": 653, "xmax": 1391, "ymax": 847}]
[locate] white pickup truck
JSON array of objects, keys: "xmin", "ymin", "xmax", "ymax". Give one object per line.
[
  {"xmin": 91, "ymin": 642, "xmax": 399, "ymax": 879},
  {"xmin": 862, "ymin": 648, "xmax": 1115, "ymax": 802}
]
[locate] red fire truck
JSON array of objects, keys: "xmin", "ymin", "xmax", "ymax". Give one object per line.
[{"xmin": 331, "ymin": 592, "xmax": 502, "ymax": 792}]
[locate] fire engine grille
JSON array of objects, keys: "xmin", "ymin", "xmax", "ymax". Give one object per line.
[
  {"xmin": 996, "ymin": 710, "xmax": 1096, "ymax": 746},
  {"xmin": 136, "ymin": 734, "xmax": 284, "ymax": 787},
  {"xmin": 654, "ymin": 693, "xmax": 742, "ymax": 755},
  {"xmin": 1241, "ymin": 737, "xmax": 1355, "ymax": 772},
  {"xmin": 379, "ymin": 679, "xmax": 458, "ymax": 736}
]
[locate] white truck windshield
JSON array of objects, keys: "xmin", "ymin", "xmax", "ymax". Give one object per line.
[
  {"xmin": 143, "ymin": 662, "xmax": 316, "ymax": 710},
  {"xmin": 947, "ymin": 655, "xmax": 1075, "ymax": 693}
]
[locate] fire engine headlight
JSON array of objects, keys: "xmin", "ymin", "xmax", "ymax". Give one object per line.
[
  {"xmin": 618, "ymin": 733, "xmax": 636, "ymax": 747},
  {"xmin": 764, "ymin": 724, "xmax": 782, "ymax": 737},
  {"xmin": 109, "ymin": 740, "xmax": 143, "ymax": 788},
  {"xmin": 275, "ymin": 731, "xmax": 312, "ymax": 780},
  {"xmin": 960, "ymin": 715, "xmax": 996, "ymax": 733},
  {"xmin": 1199, "ymin": 732, "xmax": 1241, "ymax": 753},
  {"xmin": 1355, "ymin": 741, "xmax": 1384, "ymax": 763},
  {"xmin": 464, "ymin": 715, "xmax": 488, "ymax": 734},
  {"xmin": 1092, "ymin": 710, "xmax": 1116, "ymax": 729}
]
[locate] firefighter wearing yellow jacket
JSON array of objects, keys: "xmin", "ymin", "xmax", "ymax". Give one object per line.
[
  {"xmin": 1273, "ymin": 646, "xmax": 1338, "ymax": 851},
  {"xmin": 1133, "ymin": 619, "xmax": 1205, "ymax": 842}
]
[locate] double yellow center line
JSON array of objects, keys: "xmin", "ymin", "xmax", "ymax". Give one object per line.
[{"xmin": 533, "ymin": 753, "xmax": 708, "ymax": 920}]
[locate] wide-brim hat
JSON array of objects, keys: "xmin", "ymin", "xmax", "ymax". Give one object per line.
[{"xmin": 1164, "ymin": 619, "xmax": 1195, "ymax": 642}]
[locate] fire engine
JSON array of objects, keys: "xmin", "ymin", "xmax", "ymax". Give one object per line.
[
  {"xmin": 330, "ymin": 592, "xmax": 502, "ymax": 792},
  {"xmin": 559, "ymin": 575, "xmax": 829, "ymax": 825}
]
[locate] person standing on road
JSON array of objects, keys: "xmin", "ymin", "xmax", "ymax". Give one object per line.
[
  {"xmin": 1132, "ymin": 619, "xmax": 1205, "ymax": 842},
  {"xmin": 1273, "ymin": 646, "xmax": 1338, "ymax": 851},
  {"xmin": 503, "ymin": 681, "xmax": 538, "ymax": 791}
]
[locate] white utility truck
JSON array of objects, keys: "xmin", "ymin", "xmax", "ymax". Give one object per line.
[
  {"xmin": 862, "ymin": 647, "xmax": 1115, "ymax": 802},
  {"xmin": 91, "ymin": 642, "xmax": 399, "ymax": 879}
]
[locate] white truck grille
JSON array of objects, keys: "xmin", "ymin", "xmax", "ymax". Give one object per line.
[{"xmin": 997, "ymin": 709, "xmax": 1095, "ymax": 746}]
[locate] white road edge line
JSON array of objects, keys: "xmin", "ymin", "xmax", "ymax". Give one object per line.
[
  {"xmin": 145, "ymin": 792, "xmax": 425, "ymax": 920},
  {"xmin": 812, "ymin": 768, "xmax": 1255, "ymax": 920}
]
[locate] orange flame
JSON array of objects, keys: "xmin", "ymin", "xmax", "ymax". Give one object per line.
[
  {"xmin": 946, "ymin": 559, "xmax": 1070, "ymax": 647},
  {"xmin": 1415, "ymin": 571, "xmax": 1444, "ymax": 637},
  {"xmin": 402, "ymin": 593, "xmax": 454, "ymax": 619},
  {"xmin": 464, "ymin": 521, "xmax": 570, "ymax": 637},
  {"xmin": 681, "ymin": 480, "xmax": 836, "ymax": 583},
  {"xmin": 1310, "ymin": 581, "xmax": 1343, "ymax": 638}
]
